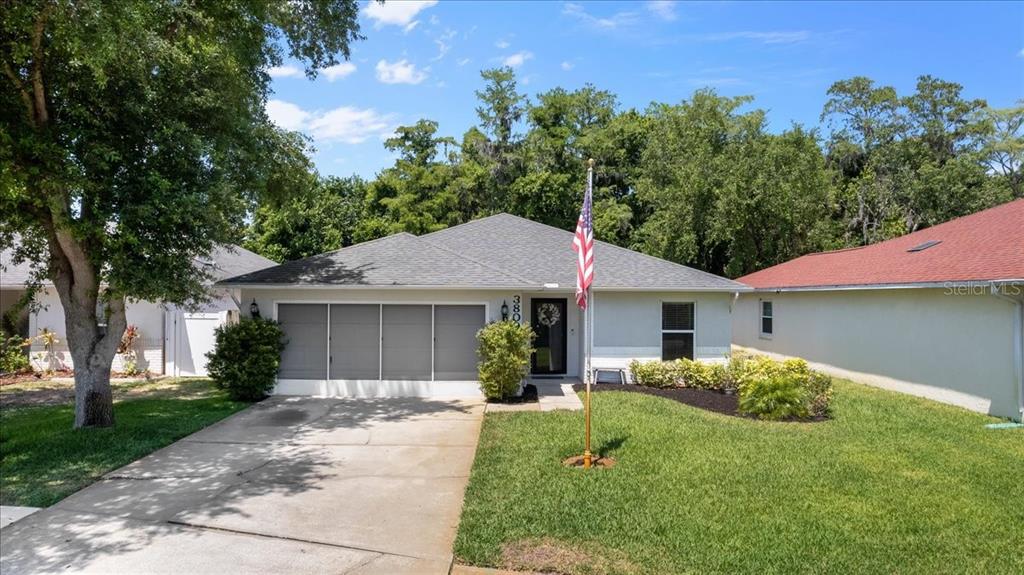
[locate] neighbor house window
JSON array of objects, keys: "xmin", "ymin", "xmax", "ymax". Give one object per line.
[
  {"xmin": 760, "ymin": 300, "xmax": 773, "ymax": 336},
  {"xmin": 661, "ymin": 302, "xmax": 695, "ymax": 360}
]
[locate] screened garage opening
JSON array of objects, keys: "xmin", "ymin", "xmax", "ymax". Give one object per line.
[{"xmin": 276, "ymin": 302, "xmax": 486, "ymax": 383}]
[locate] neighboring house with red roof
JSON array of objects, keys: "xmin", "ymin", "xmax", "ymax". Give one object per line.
[{"xmin": 734, "ymin": 199, "xmax": 1024, "ymax": 421}]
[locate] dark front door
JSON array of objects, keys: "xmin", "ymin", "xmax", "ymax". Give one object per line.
[{"xmin": 531, "ymin": 298, "xmax": 567, "ymax": 375}]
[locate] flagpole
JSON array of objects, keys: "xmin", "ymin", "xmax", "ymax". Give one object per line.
[{"xmin": 583, "ymin": 158, "xmax": 594, "ymax": 470}]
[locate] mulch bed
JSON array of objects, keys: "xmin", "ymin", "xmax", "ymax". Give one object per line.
[
  {"xmin": 486, "ymin": 383, "xmax": 539, "ymax": 404},
  {"xmin": 572, "ymin": 383, "xmax": 828, "ymax": 423}
]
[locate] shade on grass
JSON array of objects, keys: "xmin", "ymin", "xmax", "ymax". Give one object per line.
[
  {"xmin": 454, "ymin": 380, "xmax": 1024, "ymax": 574},
  {"xmin": 0, "ymin": 380, "xmax": 247, "ymax": 507}
]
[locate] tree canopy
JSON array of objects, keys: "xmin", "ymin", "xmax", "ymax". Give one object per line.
[
  {"xmin": 248, "ymin": 68, "xmax": 1019, "ymax": 280},
  {"xmin": 0, "ymin": 0, "xmax": 363, "ymax": 427}
]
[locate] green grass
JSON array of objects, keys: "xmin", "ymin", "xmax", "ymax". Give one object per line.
[
  {"xmin": 455, "ymin": 380, "xmax": 1024, "ymax": 574},
  {"xmin": 0, "ymin": 379, "xmax": 248, "ymax": 507}
]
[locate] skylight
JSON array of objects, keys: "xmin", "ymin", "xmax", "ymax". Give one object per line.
[{"xmin": 907, "ymin": 240, "xmax": 941, "ymax": 252}]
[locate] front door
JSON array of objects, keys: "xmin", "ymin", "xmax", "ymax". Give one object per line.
[{"xmin": 531, "ymin": 298, "xmax": 567, "ymax": 375}]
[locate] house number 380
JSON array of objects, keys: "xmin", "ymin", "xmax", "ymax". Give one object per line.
[{"xmin": 511, "ymin": 294, "xmax": 522, "ymax": 323}]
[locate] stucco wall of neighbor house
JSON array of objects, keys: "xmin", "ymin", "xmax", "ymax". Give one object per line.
[
  {"xmin": 592, "ymin": 291, "xmax": 734, "ymax": 371},
  {"xmin": 28, "ymin": 288, "xmax": 167, "ymax": 374},
  {"xmin": 733, "ymin": 288, "xmax": 1021, "ymax": 420}
]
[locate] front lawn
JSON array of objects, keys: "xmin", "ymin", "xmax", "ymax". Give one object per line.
[
  {"xmin": 0, "ymin": 378, "xmax": 248, "ymax": 507},
  {"xmin": 455, "ymin": 380, "xmax": 1024, "ymax": 574}
]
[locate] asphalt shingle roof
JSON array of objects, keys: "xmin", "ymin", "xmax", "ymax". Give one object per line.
[
  {"xmin": 738, "ymin": 198, "xmax": 1024, "ymax": 289},
  {"xmin": 221, "ymin": 214, "xmax": 746, "ymax": 291}
]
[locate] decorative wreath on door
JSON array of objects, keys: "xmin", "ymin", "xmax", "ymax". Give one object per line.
[{"xmin": 537, "ymin": 303, "xmax": 561, "ymax": 327}]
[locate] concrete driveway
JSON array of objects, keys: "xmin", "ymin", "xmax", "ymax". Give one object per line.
[{"xmin": 0, "ymin": 396, "xmax": 484, "ymax": 575}]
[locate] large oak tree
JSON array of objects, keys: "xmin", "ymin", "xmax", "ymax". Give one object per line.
[{"xmin": 0, "ymin": 0, "xmax": 362, "ymax": 427}]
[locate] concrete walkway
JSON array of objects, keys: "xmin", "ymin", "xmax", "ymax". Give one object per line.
[
  {"xmin": 484, "ymin": 381, "xmax": 584, "ymax": 413},
  {"xmin": 0, "ymin": 397, "xmax": 484, "ymax": 575}
]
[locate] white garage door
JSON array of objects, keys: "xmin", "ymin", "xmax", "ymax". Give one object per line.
[{"xmin": 166, "ymin": 311, "xmax": 221, "ymax": 377}]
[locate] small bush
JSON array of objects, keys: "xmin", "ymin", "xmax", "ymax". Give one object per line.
[
  {"xmin": 805, "ymin": 371, "xmax": 834, "ymax": 417},
  {"xmin": 738, "ymin": 373, "xmax": 810, "ymax": 420},
  {"xmin": 477, "ymin": 321, "xmax": 535, "ymax": 400},
  {"xmin": 0, "ymin": 329, "xmax": 30, "ymax": 374},
  {"xmin": 677, "ymin": 359, "xmax": 728, "ymax": 390},
  {"xmin": 206, "ymin": 318, "xmax": 286, "ymax": 401},
  {"xmin": 628, "ymin": 359, "xmax": 680, "ymax": 388}
]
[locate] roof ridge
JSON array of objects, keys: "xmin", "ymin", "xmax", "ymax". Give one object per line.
[{"xmin": 418, "ymin": 234, "xmax": 537, "ymax": 285}]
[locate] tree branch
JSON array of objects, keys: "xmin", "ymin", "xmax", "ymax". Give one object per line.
[
  {"xmin": 2, "ymin": 59, "xmax": 34, "ymax": 125},
  {"xmin": 30, "ymin": 4, "xmax": 52, "ymax": 126}
]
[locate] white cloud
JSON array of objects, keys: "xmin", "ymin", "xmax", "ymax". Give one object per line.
[
  {"xmin": 697, "ymin": 30, "xmax": 811, "ymax": 44},
  {"xmin": 433, "ymin": 29, "xmax": 457, "ymax": 61},
  {"xmin": 561, "ymin": 61, "xmax": 574, "ymax": 71},
  {"xmin": 375, "ymin": 59, "xmax": 428, "ymax": 84},
  {"xmin": 646, "ymin": 1, "xmax": 677, "ymax": 21},
  {"xmin": 364, "ymin": 0, "xmax": 438, "ymax": 27},
  {"xmin": 266, "ymin": 99, "xmax": 397, "ymax": 144},
  {"xmin": 457, "ymin": 58, "xmax": 471, "ymax": 67},
  {"xmin": 502, "ymin": 51, "xmax": 533, "ymax": 68},
  {"xmin": 266, "ymin": 99, "xmax": 310, "ymax": 130},
  {"xmin": 267, "ymin": 65, "xmax": 302, "ymax": 78},
  {"xmin": 322, "ymin": 62, "xmax": 357, "ymax": 81},
  {"xmin": 495, "ymin": 39, "xmax": 510, "ymax": 49},
  {"xmin": 403, "ymin": 20, "xmax": 420, "ymax": 34},
  {"xmin": 563, "ymin": 2, "xmax": 639, "ymax": 30},
  {"xmin": 1019, "ymin": 48, "xmax": 1024, "ymax": 57},
  {"xmin": 307, "ymin": 107, "xmax": 397, "ymax": 144}
]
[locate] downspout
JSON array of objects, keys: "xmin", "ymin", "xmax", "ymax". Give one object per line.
[{"xmin": 991, "ymin": 281, "xmax": 1024, "ymax": 421}]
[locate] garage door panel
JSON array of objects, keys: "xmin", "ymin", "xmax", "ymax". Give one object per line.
[
  {"xmin": 278, "ymin": 304, "xmax": 327, "ymax": 380},
  {"xmin": 434, "ymin": 305, "xmax": 485, "ymax": 381},
  {"xmin": 381, "ymin": 305, "xmax": 431, "ymax": 380},
  {"xmin": 329, "ymin": 304, "xmax": 380, "ymax": 380}
]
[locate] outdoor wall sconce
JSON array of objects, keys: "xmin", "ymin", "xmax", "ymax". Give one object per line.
[
  {"xmin": 250, "ymin": 299, "xmax": 260, "ymax": 319},
  {"xmin": 501, "ymin": 300, "xmax": 509, "ymax": 321}
]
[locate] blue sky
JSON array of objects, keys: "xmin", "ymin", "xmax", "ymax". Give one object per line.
[{"xmin": 266, "ymin": 1, "xmax": 1024, "ymax": 179}]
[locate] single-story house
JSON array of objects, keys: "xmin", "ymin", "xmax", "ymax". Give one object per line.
[
  {"xmin": 0, "ymin": 245, "xmax": 275, "ymax": 376},
  {"xmin": 219, "ymin": 213, "xmax": 750, "ymax": 397},
  {"xmin": 733, "ymin": 199, "xmax": 1024, "ymax": 421}
]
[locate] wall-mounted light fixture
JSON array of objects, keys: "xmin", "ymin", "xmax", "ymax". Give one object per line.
[
  {"xmin": 501, "ymin": 300, "xmax": 509, "ymax": 321},
  {"xmin": 250, "ymin": 299, "xmax": 260, "ymax": 319}
]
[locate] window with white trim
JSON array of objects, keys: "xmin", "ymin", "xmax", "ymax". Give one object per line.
[
  {"xmin": 661, "ymin": 302, "xmax": 695, "ymax": 360},
  {"xmin": 760, "ymin": 300, "xmax": 773, "ymax": 336}
]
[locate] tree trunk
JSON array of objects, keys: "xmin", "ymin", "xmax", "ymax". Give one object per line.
[{"xmin": 46, "ymin": 227, "xmax": 126, "ymax": 428}]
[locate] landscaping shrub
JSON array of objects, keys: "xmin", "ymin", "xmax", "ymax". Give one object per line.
[
  {"xmin": 738, "ymin": 373, "xmax": 810, "ymax": 420},
  {"xmin": 477, "ymin": 320, "xmax": 535, "ymax": 400},
  {"xmin": 629, "ymin": 354, "xmax": 834, "ymax": 419},
  {"xmin": 628, "ymin": 359, "xmax": 680, "ymax": 388},
  {"xmin": 676, "ymin": 359, "xmax": 727, "ymax": 390},
  {"xmin": 0, "ymin": 329, "xmax": 30, "ymax": 374},
  {"xmin": 206, "ymin": 318, "xmax": 286, "ymax": 401}
]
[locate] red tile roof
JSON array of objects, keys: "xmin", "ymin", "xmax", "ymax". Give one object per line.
[{"xmin": 738, "ymin": 199, "xmax": 1024, "ymax": 289}]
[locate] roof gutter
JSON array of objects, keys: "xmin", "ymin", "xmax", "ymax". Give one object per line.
[
  {"xmin": 990, "ymin": 282, "xmax": 1024, "ymax": 421},
  {"xmin": 748, "ymin": 279, "xmax": 1024, "ymax": 293}
]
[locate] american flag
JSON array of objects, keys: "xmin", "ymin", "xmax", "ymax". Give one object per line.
[{"xmin": 572, "ymin": 164, "xmax": 595, "ymax": 310}]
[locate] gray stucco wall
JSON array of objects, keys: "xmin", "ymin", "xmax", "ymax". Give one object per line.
[
  {"xmin": 733, "ymin": 288, "xmax": 1021, "ymax": 420},
  {"xmin": 592, "ymin": 291, "xmax": 734, "ymax": 368}
]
